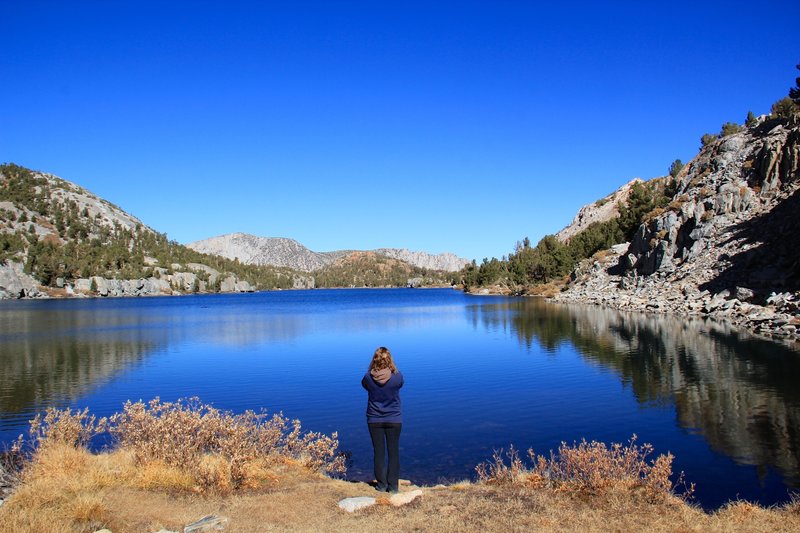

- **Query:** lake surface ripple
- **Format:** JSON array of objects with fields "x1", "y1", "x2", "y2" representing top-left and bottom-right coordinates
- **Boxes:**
[{"x1": 1, "y1": 288, "x2": 799, "y2": 509}]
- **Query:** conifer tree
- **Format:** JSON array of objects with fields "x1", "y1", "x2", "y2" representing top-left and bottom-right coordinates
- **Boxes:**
[
  {"x1": 790, "y1": 63, "x2": 800, "y2": 103},
  {"x1": 668, "y1": 159, "x2": 684, "y2": 178}
]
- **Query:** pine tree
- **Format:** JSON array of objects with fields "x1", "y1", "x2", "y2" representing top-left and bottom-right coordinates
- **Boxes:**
[
  {"x1": 790, "y1": 63, "x2": 800, "y2": 103},
  {"x1": 668, "y1": 159, "x2": 684, "y2": 178}
]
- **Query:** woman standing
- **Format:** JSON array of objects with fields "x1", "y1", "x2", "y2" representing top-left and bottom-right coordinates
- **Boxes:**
[{"x1": 361, "y1": 346, "x2": 404, "y2": 493}]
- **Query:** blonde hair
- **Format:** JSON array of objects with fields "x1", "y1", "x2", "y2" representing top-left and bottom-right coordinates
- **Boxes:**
[{"x1": 369, "y1": 346, "x2": 398, "y2": 373}]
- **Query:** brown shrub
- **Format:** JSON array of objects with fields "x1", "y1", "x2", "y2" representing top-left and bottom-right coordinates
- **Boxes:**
[
  {"x1": 107, "y1": 397, "x2": 347, "y2": 491},
  {"x1": 25, "y1": 407, "x2": 107, "y2": 451},
  {"x1": 15, "y1": 398, "x2": 346, "y2": 494},
  {"x1": 476, "y1": 435, "x2": 694, "y2": 502}
]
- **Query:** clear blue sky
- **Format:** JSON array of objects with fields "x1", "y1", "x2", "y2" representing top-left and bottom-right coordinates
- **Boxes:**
[{"x1": 2, "y1": 1, "x2": 798, "y2": 261}]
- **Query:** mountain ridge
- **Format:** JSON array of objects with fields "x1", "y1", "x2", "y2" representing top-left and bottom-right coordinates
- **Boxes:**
[{"x1": 187, "y1": 233, "x2": 470, "y2": 273}]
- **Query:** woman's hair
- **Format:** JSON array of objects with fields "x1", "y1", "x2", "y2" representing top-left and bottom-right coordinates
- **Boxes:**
[{"x1": 369, "y1": 346, "x2": 398, "y2": 373}]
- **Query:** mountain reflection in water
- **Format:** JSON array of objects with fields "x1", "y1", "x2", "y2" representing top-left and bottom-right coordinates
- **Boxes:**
[{"x1": 469, "y1": 298, "x2": 800, "y2": 487}]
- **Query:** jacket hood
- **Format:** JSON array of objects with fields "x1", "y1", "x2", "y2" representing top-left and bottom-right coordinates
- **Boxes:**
[{"x1": 370, "y1": 367, "x2": 392, "y2": 385}]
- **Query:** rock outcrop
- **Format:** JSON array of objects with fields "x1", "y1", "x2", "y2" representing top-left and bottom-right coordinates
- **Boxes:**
[
  {"x1": 0, "y1": 263, "x2": 42, "y2": 299},
  {"x1": 555, "y1": 116, "x2": 800, "y2": 343}
]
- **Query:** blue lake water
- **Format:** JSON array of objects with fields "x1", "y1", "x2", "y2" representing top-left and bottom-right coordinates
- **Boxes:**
[{"x1": 1, "y1": 288, "x2": 799, "y2": 509}]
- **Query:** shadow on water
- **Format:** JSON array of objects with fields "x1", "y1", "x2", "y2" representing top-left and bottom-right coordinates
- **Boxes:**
[{"x1": 468, "y1": 298, "x2": 800, "y2": 487}]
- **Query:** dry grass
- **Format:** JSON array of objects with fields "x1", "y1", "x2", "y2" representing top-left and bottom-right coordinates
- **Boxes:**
[
  {"x1": 3, "y1": 407, "x2": 800, "y2": 532},
  {"x1": 526, "y1": 277, "x2": 569, "y2": 297},
  {"x1": 2, "y1": 443, "x2": 800, "y2": 532}
]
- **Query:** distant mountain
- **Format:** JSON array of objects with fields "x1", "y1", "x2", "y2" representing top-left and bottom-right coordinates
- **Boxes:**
[
  {"x1": 187, "y1": 233, "x2": 470, "y2": 273},
  {"x1": 313, "y1": 251, "x2": 442, "y2": 288},
  {"x1": 187, "y1": 233, "x2": 346, "y2": 272}
]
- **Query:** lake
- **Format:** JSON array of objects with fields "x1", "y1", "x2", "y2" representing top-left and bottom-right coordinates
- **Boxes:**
[{"x1": 1, "y1": 288, "x2": 799, "y2": 509}]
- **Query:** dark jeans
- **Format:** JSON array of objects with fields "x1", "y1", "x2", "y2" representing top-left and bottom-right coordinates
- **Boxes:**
[{"x1": 368, "y1": 422, "x2": 402, "y2": 492}]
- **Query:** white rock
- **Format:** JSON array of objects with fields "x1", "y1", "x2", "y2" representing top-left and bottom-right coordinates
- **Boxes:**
[
  {"x1": 338, "y1": 496, "x2": 377, "y2": 512},
  {"x1": 389, "y1": 489, "x2": 424, "y2": 507}
]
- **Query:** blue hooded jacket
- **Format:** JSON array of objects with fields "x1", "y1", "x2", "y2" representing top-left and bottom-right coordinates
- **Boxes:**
[{"x1": 361, "y1": 370, "x2": 404, "y2": 423}]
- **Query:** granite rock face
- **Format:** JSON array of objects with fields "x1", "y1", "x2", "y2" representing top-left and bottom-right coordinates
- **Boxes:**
[
  {"x1": 555, "y1": 116, "x2": 800, "y2": 343},
  {"x1": 0, "y1": 263, "x2": 42, "y2": 299}
]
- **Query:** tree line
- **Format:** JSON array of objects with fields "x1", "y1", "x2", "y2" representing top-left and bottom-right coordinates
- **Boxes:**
[{"x1": 459, "y1": 178, "x2": 675, "y2": 292}]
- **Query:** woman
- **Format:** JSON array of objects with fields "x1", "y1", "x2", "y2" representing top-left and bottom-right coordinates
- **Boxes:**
[{"x1": 361, "y1": 346, "x2": 404, "y2": 493}]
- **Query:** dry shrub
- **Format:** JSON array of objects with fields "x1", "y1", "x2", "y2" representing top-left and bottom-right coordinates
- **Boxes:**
[
  {"x1": 591, "y1": 249, "x2": 614, "y2": 261},
  {"x1": 643, "y1": 206, "x2": 666, "y2": 222},
  {"x1": 527, "y1": 277, "x2": 569, "y2": 297},
  {"x1": 107, "y1": 397, "x2": 346, "y2": 491},
  {"x1": 12, "y1": 398, "x2": 346, "y2": 494},
  {"x1": 25, "y1": 406, "x2": 107, "y2": 450},
  {"x1": 476, "y1": 435, "x2": 694, "y2": 502}
]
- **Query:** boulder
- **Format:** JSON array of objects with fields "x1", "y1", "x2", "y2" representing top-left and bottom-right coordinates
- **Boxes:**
[
  {"x1": 338, "y1": 496, "x2": 376, "y2": 512},
  {"x1": 0, "y1": 263, "x2": 41, "y2": 299},
  {"x1": 389, "y1": 489, "x2": 424, "y2": 507}
]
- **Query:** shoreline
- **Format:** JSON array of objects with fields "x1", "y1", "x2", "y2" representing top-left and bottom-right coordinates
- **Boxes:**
[{"x1": 2, "y1": 441, "x2": 799, "y2": 532}]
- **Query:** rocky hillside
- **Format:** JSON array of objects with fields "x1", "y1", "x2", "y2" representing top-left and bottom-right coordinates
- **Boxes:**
[
  {"x1": 374, "y1": 248, "x2": 469, "y2": 272},
  {"x1": 311, "y1": 251, "x2": 450, "y2": 288},
  {"x1": 188, "y1": 233, "x2": 470, "y2": 272},
  {"x1": 187, "y1": 233, "x2": 346, "y2": 272},
  {"x1": 555, "y1": 113, "x2": 800, "y2": 343},
  {"x1": 555, "y1": 178, "x2": 645, "y2": 242},
  {"x1": 0, "y1": 164, "x2": 305, "y2": 298}
]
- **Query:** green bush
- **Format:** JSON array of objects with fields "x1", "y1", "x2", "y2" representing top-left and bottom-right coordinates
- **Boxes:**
[
  {"x1": 771, "y1": 96, "x2": 797, "y2": 119},
  {"x1": 700, "y1": 133, "x2": 718, "y2": 148},
  {"x1": 720, "y1": 122, "x2": 743, "y2": 137}
]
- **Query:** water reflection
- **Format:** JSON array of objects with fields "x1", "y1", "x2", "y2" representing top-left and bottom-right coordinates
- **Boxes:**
[
  {"x1": 0, "y1": 312, "x2": 168, "y2": 423},
  {"x1": 469, "y1": 299, "x2": 800, "y2": 485},
  {"x1": 0, "y1": 293, "x2": 463, "y2": 427}
]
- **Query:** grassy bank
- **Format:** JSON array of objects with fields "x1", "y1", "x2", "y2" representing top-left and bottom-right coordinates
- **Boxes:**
[{"x1": 1, "y1": 401, "x2": 799, "y2": 532}]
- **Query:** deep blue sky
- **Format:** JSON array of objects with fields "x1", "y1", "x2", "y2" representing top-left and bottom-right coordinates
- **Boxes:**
[{"x1": 2, "y1": 1, "x2": 798, "y2": 261}]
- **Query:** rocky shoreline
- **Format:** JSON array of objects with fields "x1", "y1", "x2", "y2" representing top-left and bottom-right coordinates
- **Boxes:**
[
  {"x1": 0, "y1": 262, "x2": 255, "y2": 300},
  {"x1": 547, "y1": 119, "x2": 800, "y2": 347},
  {"x1": 551, "y1": 243, "x2": 800, "y2": 346}
]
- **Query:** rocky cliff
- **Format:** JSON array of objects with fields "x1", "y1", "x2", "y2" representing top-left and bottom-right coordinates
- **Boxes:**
[
  {"x1": 555, "y1": 115, "x2": 800, "y2": 343},
  {"x1": 188, "y1": 233, "x2": 470, "y2": 273}
]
